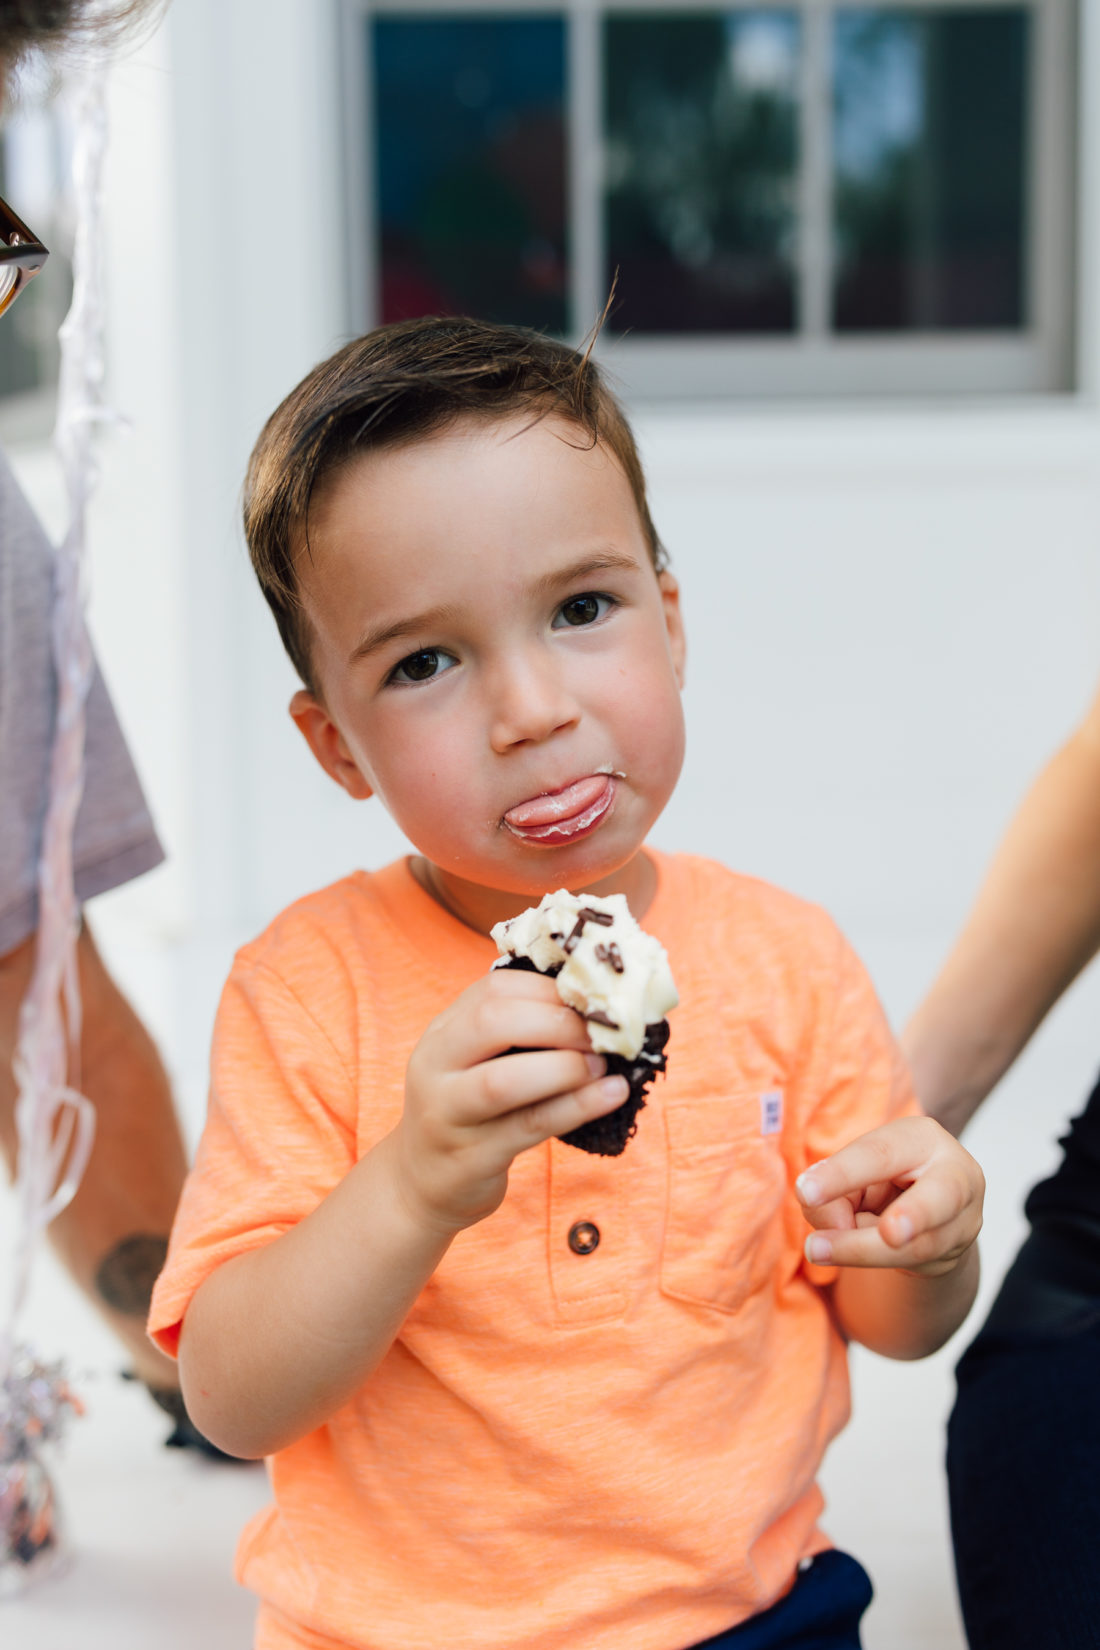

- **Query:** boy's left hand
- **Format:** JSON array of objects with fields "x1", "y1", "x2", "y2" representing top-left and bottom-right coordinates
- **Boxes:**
[{"x1": 795, "y1": 1116, "x2": 984, "y2": 1277}]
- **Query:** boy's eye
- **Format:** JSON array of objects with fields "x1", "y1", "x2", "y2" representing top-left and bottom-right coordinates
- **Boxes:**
[
  {"x1": 553, "y1": 592, "x2": 614, "y2": 629},
  {"x1": 389, "y1": 648, "x2": 457, "y2": 685}
]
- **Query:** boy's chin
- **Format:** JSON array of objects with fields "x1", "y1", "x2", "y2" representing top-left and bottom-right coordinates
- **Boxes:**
[
  {"x1": 468, "y1": 847, "x2": 648, "y2": 900},
  {"x1": 417, "y1": 846, "x2": 656, "y2": 937}
]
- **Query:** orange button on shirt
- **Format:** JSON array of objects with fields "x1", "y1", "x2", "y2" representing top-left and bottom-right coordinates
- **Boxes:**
[{"x1": 149, "y1": 852, "x2": 919, "y2": 1650}]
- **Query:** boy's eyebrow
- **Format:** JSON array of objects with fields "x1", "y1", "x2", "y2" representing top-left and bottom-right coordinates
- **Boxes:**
[
  {"x1": 347, "y1": 550, "x2": 642, "y2": 666},
  {"x1": 349, "y1": 604, "x2": 464, "y2": 665},
  {"x1": 528, "y1": 549, "x2": 641, "y2": 600}
]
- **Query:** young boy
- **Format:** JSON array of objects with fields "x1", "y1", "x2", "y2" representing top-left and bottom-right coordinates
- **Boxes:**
[{"x1": 149, "y1": 319, "x2": 983, "y2": 1650}]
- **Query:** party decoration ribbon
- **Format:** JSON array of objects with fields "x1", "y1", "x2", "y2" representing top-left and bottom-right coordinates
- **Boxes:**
[{"x1": 1, "y1": 55, "x2": 115, "y2": 1594}]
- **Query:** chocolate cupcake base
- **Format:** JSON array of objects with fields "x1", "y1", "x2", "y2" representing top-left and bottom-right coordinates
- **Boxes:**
[
  {"x1": 557, "y1": 1018, "x2": 670, "y2": 1154},
  {"x1": 499, "y1": 955, "x2": 670, "y2": 1156}
]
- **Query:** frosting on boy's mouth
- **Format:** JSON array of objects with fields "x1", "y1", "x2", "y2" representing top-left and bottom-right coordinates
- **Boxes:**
[{"x1": 502, "y1": 774, "x2": 616, "y2": 842}]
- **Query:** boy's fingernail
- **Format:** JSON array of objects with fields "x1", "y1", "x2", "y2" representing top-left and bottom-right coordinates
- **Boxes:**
[
  {"x1": 805, "y1": 1235, "x2": 832, "y2": 1264},
  {"x1": 796, "y1": 1174, "x2": 822, "y2": 1207},
  {"x1": 892, "y1": 1214, "x2": 914, "y2": 1244},
  {"x1": 584, "y1": 1053, "x2": 605, "y2": 1077},
  {"x1": 601, "y1": 1075, "x2": 629, "y2": 1099}
]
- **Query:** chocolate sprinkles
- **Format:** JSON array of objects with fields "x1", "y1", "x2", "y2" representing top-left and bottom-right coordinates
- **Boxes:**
[
  {"x1": 563, "y1": 906, "x2": 616, "y2": 954},
  {"x1": 584, "y1": 1009, "x2": 620, "y2": 1029}
]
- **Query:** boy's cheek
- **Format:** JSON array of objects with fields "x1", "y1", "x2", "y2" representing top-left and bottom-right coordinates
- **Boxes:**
[
  {"x1": 367, "y1": 739, "x2": 485, "y2": 841},
  {"x1": 601, "y1": 660, "x2": 684, "y2": 740}
]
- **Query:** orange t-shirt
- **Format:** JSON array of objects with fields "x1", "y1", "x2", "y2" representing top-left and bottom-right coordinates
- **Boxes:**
[{"x1": 150, "y1": 851, "x2": 918, "y2": 1650}]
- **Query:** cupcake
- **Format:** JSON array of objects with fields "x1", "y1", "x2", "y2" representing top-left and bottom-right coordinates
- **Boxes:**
[{"x1": 491, "y1": 891, "x2": 677, "y2": 1155}]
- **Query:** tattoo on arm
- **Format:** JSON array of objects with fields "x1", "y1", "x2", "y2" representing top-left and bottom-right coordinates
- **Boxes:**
[{"x1": 94, "y1": 1233, "x2": 169, "y2": 1315}]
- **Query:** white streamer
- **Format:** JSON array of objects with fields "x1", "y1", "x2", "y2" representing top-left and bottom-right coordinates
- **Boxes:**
[{"x1": 1, "y1": 59, "x2": 112, "y2": 1358}]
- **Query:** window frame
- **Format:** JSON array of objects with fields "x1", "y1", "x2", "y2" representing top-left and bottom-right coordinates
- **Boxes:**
[{"x1": 340, "y1": 0, "x2": 1078, "y2": 400}]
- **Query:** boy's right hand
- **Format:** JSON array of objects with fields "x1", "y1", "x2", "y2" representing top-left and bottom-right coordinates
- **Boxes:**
[{"x1": 392, "y1": 968, "x2": 628, "y2": 1236}]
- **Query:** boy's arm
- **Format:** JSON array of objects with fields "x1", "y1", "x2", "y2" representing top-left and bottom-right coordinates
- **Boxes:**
[
  {"x1": 796, "y1": 1115, "x2": 983, "y2": 1360},
  {"x1": 902, "y1": 685, "x2": 1100, "y2": 1137},
  {"x1": 179, "y1": 1132, "x2": 452, "y2": 1457},
  {"x1": 178, "y1": 970, "x2": 628, "y2": 1459}
]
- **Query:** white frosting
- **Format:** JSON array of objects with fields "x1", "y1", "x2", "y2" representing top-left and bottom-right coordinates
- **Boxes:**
[{"x1": 491, "y1": 889, "x2": 678, "y2": 1058}]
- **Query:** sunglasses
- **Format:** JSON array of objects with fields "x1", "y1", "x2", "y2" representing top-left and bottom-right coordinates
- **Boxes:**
[{"x1": 0, "y1": 193, "x2": 47, "y2": 317}]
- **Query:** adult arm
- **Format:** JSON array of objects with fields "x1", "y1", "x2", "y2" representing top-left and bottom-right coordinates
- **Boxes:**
[
  {"x1": 0, "y1": 921, "x2": 187, "y2": 1391},
  {"x1": 902, "y1": 684, "x2": 1100, "y2": 1137}
]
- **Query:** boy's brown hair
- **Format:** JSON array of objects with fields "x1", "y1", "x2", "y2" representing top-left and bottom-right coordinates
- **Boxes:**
[{"x1": 243, "y1": 315, "x2": 666, "y2": 695}]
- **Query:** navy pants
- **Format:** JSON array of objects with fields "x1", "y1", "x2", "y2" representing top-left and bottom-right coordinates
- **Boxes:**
[
  {"x1": 948, "y1": 1068, "x2": 1100, "y2": 1648},
  {"x1": 688, "y1": 1551, "x2": 872, "y2": 1649}
]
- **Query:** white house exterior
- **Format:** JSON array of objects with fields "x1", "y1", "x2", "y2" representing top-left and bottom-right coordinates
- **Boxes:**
[{"x1": 5, "y1": 3, "x2": 1100, "y2": 1641}]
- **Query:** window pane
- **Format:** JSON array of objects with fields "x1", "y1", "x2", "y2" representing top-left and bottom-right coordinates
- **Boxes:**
[
  {"x1": 833, "y1": 8, "x2": 1029, "y2": 331},
  {"x1": 603, "y1": 11, "x2": 800, "y2": 334},
  {"x1": 373, "y1": 16, "x2": 567, "y2": 331}
]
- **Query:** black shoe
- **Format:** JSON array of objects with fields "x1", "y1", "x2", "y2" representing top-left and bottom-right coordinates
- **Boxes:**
[{"x1": 123, "y1": 1371, "x2": 253, "y2": 1463}]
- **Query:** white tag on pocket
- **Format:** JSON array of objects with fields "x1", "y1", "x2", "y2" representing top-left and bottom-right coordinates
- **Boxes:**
[{"x1": 760, "y1": 1090, "x2": 784, "y2": 1135}]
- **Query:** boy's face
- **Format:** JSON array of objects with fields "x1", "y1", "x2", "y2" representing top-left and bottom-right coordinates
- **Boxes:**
[{"x1": 290, "y1": 413, "x2": 686, "y2": 930}]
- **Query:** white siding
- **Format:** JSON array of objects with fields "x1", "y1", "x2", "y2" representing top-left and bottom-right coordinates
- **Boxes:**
[{"x1": 6, "y1": 4, "x2": 1100, "y2": 1642}]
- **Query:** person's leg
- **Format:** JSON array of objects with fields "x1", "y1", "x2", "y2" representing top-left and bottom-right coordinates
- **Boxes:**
[
  {"x1": 949, "y1": 1297, "x2": 1100, "y2": 1648},
  {"x1": 948, "y1": 1070, "x2": 1100, "y2": 1649},
  {"x1": 0, "y1": 919, "x2": 185, "y2": 1390}
]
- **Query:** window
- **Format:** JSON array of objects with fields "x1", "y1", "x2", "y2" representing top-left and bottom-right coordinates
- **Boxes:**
[
  {"x1": 342, "y1": 0, "x2": 1077, "y2": 399},
  {"x1": 373, "y1": 15, "x2": 568, "y2": 328},
  {"x1": 832, "y1": 9, "x2": 1029, "y2": 332},
  {"x1": 603, "y1": 12, "x2": 801, "y2": 334}
]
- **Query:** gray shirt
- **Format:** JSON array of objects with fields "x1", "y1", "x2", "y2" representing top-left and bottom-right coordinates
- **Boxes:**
[{"x1": 0, "y1": 448, "x2": 163, "y2": 954}]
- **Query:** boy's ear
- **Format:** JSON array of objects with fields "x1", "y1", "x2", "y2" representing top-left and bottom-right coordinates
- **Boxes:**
[
  {"x1": 658, "y1": 570, "x2": 687, "y2": 688},
  {"x1": 289, "y1": 690, "x2": 374, "y2": 801}
]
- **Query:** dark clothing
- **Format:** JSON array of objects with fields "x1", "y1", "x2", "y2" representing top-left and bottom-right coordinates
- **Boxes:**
[
  {"x1": 690, "y1": 1551, "x2": 872, "y2": 1650},
  {"x1": 1026, "y1": 1065, "x2": 1100, "y2": 1260},
  {"x1": 948, "y1": 1068, "x2": 1100, "y2": 1648}
]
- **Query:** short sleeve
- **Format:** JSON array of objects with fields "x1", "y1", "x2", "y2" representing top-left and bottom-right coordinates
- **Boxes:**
[
  {"x1": 149, "y1": 958, "x2": 358, "y2": 1356},
  {"x1": 0, "y1": 451, "x2": 163, "y2": 952},
  {"x1": 792, "y1": 923, "x2": 923, "y2": 1288}
]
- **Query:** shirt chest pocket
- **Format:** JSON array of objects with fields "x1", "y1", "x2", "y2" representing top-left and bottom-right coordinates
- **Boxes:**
[{"x1": 660, "y1": 1096, "x2": 789, "y2": 1315}]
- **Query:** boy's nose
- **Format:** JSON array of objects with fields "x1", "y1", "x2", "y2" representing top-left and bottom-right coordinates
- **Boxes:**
[{"x1": 487, "y1": 653, "x2": 580, "y2": 752}]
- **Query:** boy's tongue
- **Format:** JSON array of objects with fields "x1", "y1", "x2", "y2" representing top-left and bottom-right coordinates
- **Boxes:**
[{"x1": 503, "y1": 774, "x2": 611, "y2": 830}]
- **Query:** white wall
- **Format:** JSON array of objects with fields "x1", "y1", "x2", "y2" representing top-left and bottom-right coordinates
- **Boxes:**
[
  {"x1": 22, "y1": 1, "x2": 1091, "y2": 1125},
  {"x1": 6, "y1": 3, "x2": 1100, "y2": 1643}
]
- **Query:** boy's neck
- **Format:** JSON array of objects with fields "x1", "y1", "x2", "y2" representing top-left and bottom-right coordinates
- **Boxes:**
[{"x1": 410, "y1": 851, "x2": 658, "y2": 935}]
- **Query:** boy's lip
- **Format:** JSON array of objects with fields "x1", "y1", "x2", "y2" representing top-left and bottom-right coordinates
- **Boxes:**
[{"x1": 502, "y1": 774, "x2": 616, "y2": 845}]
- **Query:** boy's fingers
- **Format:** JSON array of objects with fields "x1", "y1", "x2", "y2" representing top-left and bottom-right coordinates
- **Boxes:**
[
  {"x1": 794, "y1": 1117, "x2": 975, "y2": 1217},
  {"x1": 801, "y1": 1165, "x2": 971, "y2": 1250},
  {"x1": 468, "y1": 966, "x2": 562, "y2": 999},
  {"x1": 801, "y1": 1195, "x2": 857, "y2": 1233},
  {"x1": 795, "y1": 1125, "x2": 925, "y2": 1211},
  {"x1": 857, "y1": 1180, "x2": 900, "y2": 1216},
  {"x1": 503, "y1": 1072, "x2": 631, "y2": 1153},
  {"x1": 804, "y1": 1211, "x2": 975, "y2": 1273},
  {"x1": 463, "y1": 1047, "x2": 609, "y2": 1123},
  {"x1": 873, "y1": 1173, "x2": 971, "y2": 1249},
  {"x1": 444, "y1": 992, "x2": 595, "y2": 1067}
]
